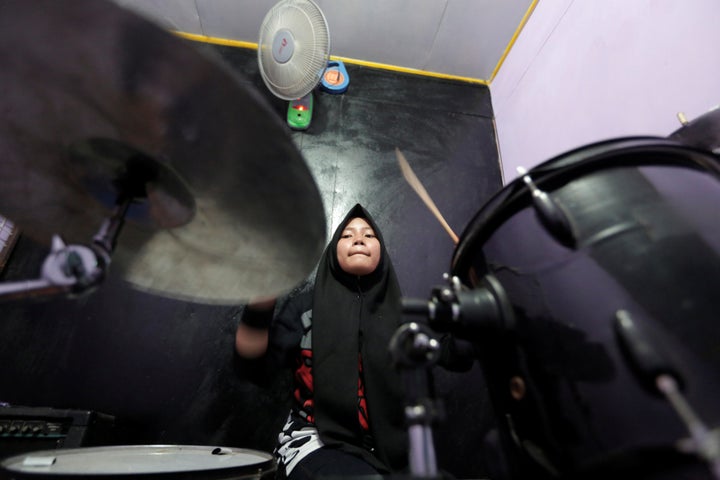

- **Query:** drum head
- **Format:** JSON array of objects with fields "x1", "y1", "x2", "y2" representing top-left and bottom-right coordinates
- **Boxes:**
[{"x1": 0, "y1": 445, "x2": 275, "y2": 479}]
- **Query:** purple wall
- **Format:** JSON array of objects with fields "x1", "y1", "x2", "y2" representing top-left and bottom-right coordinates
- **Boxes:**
[{"x1": 492, "y1": 0, "x2": 720, "y2": 183}]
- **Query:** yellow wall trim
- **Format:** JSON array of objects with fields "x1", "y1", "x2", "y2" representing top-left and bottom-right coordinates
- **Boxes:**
[
  {"x1": 174, "y1": 31, "x2": 258, "y2": 50},
  {"x1": 488, "y1": 0, "x2": 538, "y2": 83},
  {"x1": 174, "y1": 31, "x2": 489, "y2": 86}
]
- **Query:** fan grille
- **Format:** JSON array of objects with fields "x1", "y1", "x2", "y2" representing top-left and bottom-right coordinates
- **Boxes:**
[{"x1": 258, "y1": 0, "x2": 330, "y2": 100}]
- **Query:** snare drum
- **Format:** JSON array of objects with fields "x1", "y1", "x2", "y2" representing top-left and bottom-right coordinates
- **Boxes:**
[
  {"x1": 451, "y1": 137, "x2": 720, "y2": 479},
  {"x1": 0, "y1": 445, "x2": 275, "y2": 479}
]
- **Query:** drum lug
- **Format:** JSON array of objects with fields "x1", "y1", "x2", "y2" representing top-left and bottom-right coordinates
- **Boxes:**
[{"x1": 517, "y1": 166, "x2": 577, "y2": 249}]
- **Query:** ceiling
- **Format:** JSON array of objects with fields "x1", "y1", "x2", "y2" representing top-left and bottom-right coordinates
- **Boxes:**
[{"x1": 113, "y1": 0, "x2": 536, "y2": 83}]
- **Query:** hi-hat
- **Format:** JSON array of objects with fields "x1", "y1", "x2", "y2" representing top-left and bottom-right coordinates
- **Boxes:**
[{"x1": 0, "y1": 0, "x2": 326, "y2": 304}]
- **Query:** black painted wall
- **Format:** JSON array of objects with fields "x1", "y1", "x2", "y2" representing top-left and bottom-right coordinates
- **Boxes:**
[{"x1": 0, "y1": 42, "x2": 502, "y2": 478}]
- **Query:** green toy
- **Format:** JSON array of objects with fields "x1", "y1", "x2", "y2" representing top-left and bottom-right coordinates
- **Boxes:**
[{"x1": 287, "y1": 93, "x2": 313, "y2": 130}]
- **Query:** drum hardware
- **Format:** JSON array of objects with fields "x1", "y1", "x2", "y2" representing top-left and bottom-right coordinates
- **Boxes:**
[
  {"x1": 0, "y1": 199, "x2": 130, "y2": 301},
  {"x1": 516, "y1": 166, "x2": 576, "y2": 249},
  {"x1": 670, "y1": 106, "x2": 720, "y2": 154},
  {"x1": 390, "y1": 321, "x2": 443, "y2": 479},
  {"x1": 615, "y1": 309, "x2": 720, "y2": 479},
  {"x1": 401, "y1": 273, "x2": 514, "y2": 338},
  {"x1": 397, "y1": 272, "x2": 514, "y2": 478}
]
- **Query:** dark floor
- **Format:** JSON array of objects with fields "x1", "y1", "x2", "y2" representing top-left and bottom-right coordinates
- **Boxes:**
[{"x1": 0, "y1": 39, "x2": 503, "y2": 478}]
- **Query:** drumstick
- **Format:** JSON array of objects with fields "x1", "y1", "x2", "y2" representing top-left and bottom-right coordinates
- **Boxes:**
[{"x1": 395, "y1": 147, "x2": 459, "y2": 245}]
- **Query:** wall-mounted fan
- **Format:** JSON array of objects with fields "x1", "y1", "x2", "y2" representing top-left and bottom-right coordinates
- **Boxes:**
[{"x1": 258, "y1": 0, "x2": 330, "y2": 130}]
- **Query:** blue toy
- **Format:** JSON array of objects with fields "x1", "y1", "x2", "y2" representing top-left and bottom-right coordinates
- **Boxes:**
[{"x1": 320, "y1": 60, "x2": 350, "y2": 94}]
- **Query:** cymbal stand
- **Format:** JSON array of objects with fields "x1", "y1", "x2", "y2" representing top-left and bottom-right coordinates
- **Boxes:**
[
  {"x1": 390, "y1": 321, "x2": 443, "y2": 479},
  {"x1": 0, "y1": 199, "x2": 131, "y2": 301}
]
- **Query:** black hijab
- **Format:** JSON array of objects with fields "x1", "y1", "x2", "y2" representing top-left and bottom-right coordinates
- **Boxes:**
[{"x1": 312, "y1": 204, "x2": 407, "y2": 471}]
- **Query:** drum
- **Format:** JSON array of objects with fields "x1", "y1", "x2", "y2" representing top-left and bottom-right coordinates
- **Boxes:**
[
  {"x1": 0, "y1": 445, "x2": 275, "y2": 479},
  {"x1": 450, "y1": 137, "x2": 720, "y2": 479}
]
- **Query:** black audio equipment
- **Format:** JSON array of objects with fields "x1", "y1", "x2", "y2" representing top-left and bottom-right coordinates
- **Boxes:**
[{"x1": 0, "y1": 405, "x2": 116, "y2": 459}]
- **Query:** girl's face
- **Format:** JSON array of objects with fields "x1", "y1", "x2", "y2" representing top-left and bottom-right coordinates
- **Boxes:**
[{"x1": 336, "y1": 217, "x2": 381, "y2": 276}]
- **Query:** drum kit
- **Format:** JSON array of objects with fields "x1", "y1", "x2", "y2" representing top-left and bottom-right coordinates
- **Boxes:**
[
  {"x1": 1, "y1": 0, "x2": 719, "y2": 478},
  {"x1": 400, "y1": 111, "x2": 720, "y2": 478}
]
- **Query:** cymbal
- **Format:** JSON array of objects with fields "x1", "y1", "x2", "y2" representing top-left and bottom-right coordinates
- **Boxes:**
[
  {"x1": 669, "y1": 107, "x2": 720, "y2": 153},
  {"x1": 0, "y1": 0, "x2": 326, "y2": 304}
]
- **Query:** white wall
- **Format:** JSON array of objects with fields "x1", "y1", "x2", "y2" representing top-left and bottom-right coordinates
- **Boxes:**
[
  {"x1": 491, "y1": 0, "x2": 720, "y2": 184},
  {"x1": 112, "y1": 0, "x2": 534, "y2": 81}
]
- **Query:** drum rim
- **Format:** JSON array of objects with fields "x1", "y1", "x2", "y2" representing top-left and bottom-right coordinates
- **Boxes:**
[
  {"x1": 0, "y1": 444, "x2": 276, "y2": 478},
  {"x1": 450, "y1": 136, "x2": 720, "y2": 282}
]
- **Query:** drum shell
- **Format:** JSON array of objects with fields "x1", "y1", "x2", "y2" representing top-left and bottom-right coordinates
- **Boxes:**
[{"x1": 452, "y1": 138, "x2": 720, "y2": 478}]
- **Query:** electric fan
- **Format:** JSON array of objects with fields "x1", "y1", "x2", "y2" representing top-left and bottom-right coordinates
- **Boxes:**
[{"x1": 258, "y1": 0, "x2": 330, "y2": 130}]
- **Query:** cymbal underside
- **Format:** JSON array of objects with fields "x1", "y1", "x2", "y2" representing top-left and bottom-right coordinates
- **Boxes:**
[{"x1": 0, "y1": 0, "x2": 326, "y2": 303}]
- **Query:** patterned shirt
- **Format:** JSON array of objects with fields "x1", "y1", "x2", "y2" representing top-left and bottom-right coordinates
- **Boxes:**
[{"x1": 275, "y1": 307, "x2": 370, "y2": 475}]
